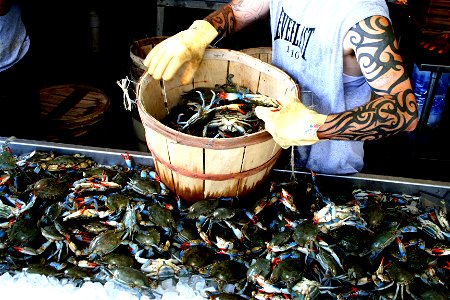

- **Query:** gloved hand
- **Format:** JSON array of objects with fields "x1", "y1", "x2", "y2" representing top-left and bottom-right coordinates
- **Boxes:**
[
  {"x1": 254, "y1": 95, "x2": 328, "y2": 148},
  {"x1": 143, "y1": 20, "x2": 218, "y2": 85}
]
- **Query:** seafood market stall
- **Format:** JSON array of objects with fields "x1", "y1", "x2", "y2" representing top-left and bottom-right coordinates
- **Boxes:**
[
  {"x1": 2, "y1": 138, "x2": 449, "y2": 206},
  {"x1": 0, "y1": 137, "x2": 449, "y2": 299}
]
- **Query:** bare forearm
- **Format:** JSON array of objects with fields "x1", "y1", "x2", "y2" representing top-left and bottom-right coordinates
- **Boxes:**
[{"x1": 204, "y1": 0, "x2": 269, "y2": 39}]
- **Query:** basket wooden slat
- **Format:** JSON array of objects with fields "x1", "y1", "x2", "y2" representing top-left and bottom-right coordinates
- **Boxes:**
[
  {"x1": 192, "y1": 59, "x2": 229, "y2": 88},
  {"x1": 144, "y1": 128, "x2": 176, "y2": 192},
  {"x1": 204, "y1": 147, "x2": 244, "y2": 198},
  {"x1": 240, "y1": 47, "x2": 272, "y2": 64}
]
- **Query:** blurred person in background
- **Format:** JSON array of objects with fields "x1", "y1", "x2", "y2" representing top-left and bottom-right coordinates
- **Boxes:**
[
  {"x1": 0, "y1": 0, "x2": 41, "y2": 139},
  {"x1": 144, "y1": 0, "x2": 418, "y2": 175}
]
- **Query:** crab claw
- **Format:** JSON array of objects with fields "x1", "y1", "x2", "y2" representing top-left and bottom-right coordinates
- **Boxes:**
[
  {"x1": 121, "y1": 152, "x2": 133, "y2": 170},
  {"x1": 217, "y1": 91, "x2": 230, "y2": 100},
  {"x1": 442, "y1": 261, "x2": 450, "y2": 270},
  {"x1": 223, "y1": 103, "x2": 247, "y2": 115}
]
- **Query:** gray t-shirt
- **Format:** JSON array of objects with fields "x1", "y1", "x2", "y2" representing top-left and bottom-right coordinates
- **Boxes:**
[
  {"x1": 0, "y1": 4, "x2": 30, "y2": 72},
  {"x1": 270, "y1": 0, "x2": 389, "y2": 174}
]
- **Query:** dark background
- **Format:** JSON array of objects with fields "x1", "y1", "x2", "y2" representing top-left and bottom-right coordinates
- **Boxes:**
[{"x1": 18, "y1": 0, "x2": 450, "y2": 182}]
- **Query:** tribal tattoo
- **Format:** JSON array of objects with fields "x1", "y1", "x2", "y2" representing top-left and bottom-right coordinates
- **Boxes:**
[
  {"x1": 205, "y1": 0, "x2": 268, "y2": 40},
  {"x1": 205, "y1": 5, "x2": 236, "y2": 38},
  {"x1": 318, "y1": 16, "x2": 418, "y2": 141}
]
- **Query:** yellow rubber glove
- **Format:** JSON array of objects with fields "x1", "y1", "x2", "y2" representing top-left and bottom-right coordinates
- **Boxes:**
[
  {"x1": 254, "y1": 95, "x2": 328, "y2": 148},
  {"x1": 143, "y1": 20, "x2": 218, "y2": 85}
]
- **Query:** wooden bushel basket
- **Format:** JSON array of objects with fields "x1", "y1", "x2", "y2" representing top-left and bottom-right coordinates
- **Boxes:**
[
  {"x1": 137, "y1": 48, "x2": 297, "y2": 203},
  {"x1": 129, "y1": 37, "x2": 169, "y2": 152},
  {"x1": 130, "y1": 36, "x2": 169, "y2": 83},
  {"x1": 240, "y1": 47, "x2": 273, "y2": 64}
]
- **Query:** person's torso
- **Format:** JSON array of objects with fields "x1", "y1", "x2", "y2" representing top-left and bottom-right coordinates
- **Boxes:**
[
  {"x1": 269, "y1": 0, "x2": 389, "y2": 113},
  {"x1": 0, "y1": 4, "x2": 30, "y2": 72},
  {"x1": 269, "y1": 0, "x2": 390, "y2": 174}
]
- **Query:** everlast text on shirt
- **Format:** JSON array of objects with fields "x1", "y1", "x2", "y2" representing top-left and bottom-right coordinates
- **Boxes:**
[{"x1": 274, "y1": 7, "x2": 315, "y2": 60}]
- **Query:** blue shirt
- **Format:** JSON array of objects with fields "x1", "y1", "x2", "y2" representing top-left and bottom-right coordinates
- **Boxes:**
[{"x1": 0, "y1": 4, "x2": 30, "y2": 72}]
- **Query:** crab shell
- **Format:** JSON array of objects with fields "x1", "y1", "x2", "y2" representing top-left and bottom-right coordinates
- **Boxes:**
[
  {"x1": 209, "y1": 260, "x2": 248, "y2": 283},
  {"x1": 29, "y1": 178, "x2": 68, "y2": 200},
  {"x1": 0, "y1": 150, "x2": 16, "y2": 171},
  {"x1": 181, "y1": 245, "x2": 216, "y2": 270},
  {"x1": 88, "y1": 229, "x2": 125, "y2": 259},
  {"x1": 269, "y1": 258, "x2": 305, "y2": 286}
]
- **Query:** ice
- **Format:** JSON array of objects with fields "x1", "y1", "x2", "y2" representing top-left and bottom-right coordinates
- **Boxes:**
[
  {"x1": 0, "y1": 272, "x2": 13, "y2": 283},
  {"x1": 103, "y1": 280, "x2": 119, "y2": 295},
  {"x1": 115, "y1": 290, "x2": 140, "y2": 300},
  {"x1": 177, "y1": 275, "x2": 189, "y2": 285},
  {"x1": 200, "y1": 286, "x2": 217, "y2": 298},
  {"x1": 77, "y1": 281, "x2": 108, "y2": 299},
  {"x1": 25, "y1": 272, "x2": 49, "y2": 286},
  {"x1": 189, "y1": 274, "x2": 205, "y2": 290},
  {"x1": 161, "y1": 278, "x2": 175, "y2": 291},
  {"x1": 222, "y1": 283, "x2": 235, "y2": 294},
  {"x1": 48, "y1": 275, "x2": 62, "y2": 286},
  {"x1": 176, "y1": 279, "x2": 197, "y2": 298},
  {"x1": 61, "y1": 282, "x2": 78, "y2": 295},
  {"x1": 160, "y1": 291, "x2": 179, "y2": 300},
  {"x1": 0, "y1": 270, "x2": 217, "y2": 300}
]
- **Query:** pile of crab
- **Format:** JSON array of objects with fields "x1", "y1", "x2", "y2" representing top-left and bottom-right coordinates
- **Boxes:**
[
  {"x1": 0, "y1": 141, "x2": 449, "y2": 300},
  {"x1": 162, "y1": 74, "x2": 280, "y2": 138}
]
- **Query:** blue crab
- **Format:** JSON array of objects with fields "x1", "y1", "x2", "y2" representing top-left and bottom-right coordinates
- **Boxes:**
[
  {"x1": 126, "y1": 171, "x2": 169, "y2": 198},
  {"x1": 200, "y1": 259, "x2": 248, "y2": 292},
  {"x1": 361, "y1": 222, "x2": 417, "y2": 262},
  {"x1": 43, "y1": 154, "x2": 95, "y2": 172},
  {"x1": 142, "y1": 203, "x2": 176, "y2": 235},
  {"x1": 290, "y1": 277, "x2": 336, "y2": 300},
  {"x1": 16, "y1": 150, "x2": 55, "y2": 170},
  {"x1": 13, "y1": 224, "x2": 68, "y2": 261},
  {"x1": 71, "y1": 177, "x2": 121, "y2": 194},
  {"x1": 180, "y1": 244, "x2": 217, "y2": 272},
  {"x1": 26, "y1": 177, "x2": 68, "y2": 200},
  {"x1": 0, "y1": 142, "x2": 17, "y2": 171},
  {"x1": 177, "y1": 89, "x2": 218, "y2": 131},
  {"x1": 372, "y1": 258, "x2": 417, "y2": 300},
  {"x1": 99, "y1": 266, "x2": 159, "y2": 298},
  {"x1": 86, "y1": 229, "x2": 126, "y2": 260},
  {"x1": 269, "y1": 257, "x2": 306, "y2": 288},
  {"x1": 139, "y1": 257, "x2": 182, "y2": 280},
  {"x1": 247, "y1": 257, "x2": 271, "y2": 284},
  {"x1": 98, "y1": 252, "x2": 135, "y2": 268},
  {"x1": 7, "y1": 214, "x2": 40, "y2": 245}
]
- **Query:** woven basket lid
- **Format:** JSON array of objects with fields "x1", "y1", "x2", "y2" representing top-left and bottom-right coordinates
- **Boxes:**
[{"x1": 40, "y1": 84, "x2": 110, "y2": 131}]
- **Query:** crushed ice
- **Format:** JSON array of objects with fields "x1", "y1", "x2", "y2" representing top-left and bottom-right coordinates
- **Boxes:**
[{"x1": 0, "y1": 271, "x2": 218, "y2": 300}]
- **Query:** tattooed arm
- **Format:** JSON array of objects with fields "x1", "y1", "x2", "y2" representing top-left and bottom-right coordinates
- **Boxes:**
[
  {"x1": 204, "y1": 0, "x2": 270, "y2": 39},
  {"x1": 317, "y1": 16, "x2": 418, "y2": 141}
]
